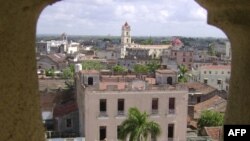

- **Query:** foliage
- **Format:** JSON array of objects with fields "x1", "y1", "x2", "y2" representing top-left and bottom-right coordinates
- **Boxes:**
[
  {"x1": 45, "y1": 68, "x2": 55, "y2": 77},
  {"x1": 65, "y1": 79, "x2": 74, "y2": 90},
  {"x1": 62, "y1": 67, "x2": 73, "y2": 79},
  {"x1": 112, "y1": 65, "x2": 126, "y2": 73},
  {"x1": 133, "y1": 64, "x2": 148, "y2": 74},
  {"x1": 161, "y1": 40, "x2": 170, "y2": 45},
  {"x1": 141, "y1": 38, "x2": 153, "y2": 45},
  {"x1": 82, "y1": 60, "x2": 105, "y2": 70},
  {"x1": 197, "y1": 110, "x2": 224, "y2": 130},
  {"x1": 146, "y1": 61, "x2": 160, "y2": 73},
  {"x1": 178, "y1": 64, "x2": 188, "y2": 83},
  {"x1": 118, "y1": 107, "x2": 161, "y2": 141}
]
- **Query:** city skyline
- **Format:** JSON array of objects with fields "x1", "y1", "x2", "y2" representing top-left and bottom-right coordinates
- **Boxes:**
[{"x1": 37, "y1": 0, "x2": 227, "y2": 38}]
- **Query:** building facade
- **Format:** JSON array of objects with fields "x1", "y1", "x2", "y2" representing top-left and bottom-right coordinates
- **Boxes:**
[
  {"x1": 76, "y1": 67, "x2": 188, "y2": 141},
  {"x1": 198, "y1": 65, "x2": 231, "y2": 91},
  {"x1": 120, "y1": 22, "x2": 171, "y2": 59}
]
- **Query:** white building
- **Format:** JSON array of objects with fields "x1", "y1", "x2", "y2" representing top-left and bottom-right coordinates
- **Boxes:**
[
  {"x1": 67, "y1": 41, "x2": 80, "y2": 54},
  {"x1": 120, "y1": 22, "x2": 171, "y2": 59},
  {"x1": 198, "y1": 65, "x2": 231, "y2": 91}
]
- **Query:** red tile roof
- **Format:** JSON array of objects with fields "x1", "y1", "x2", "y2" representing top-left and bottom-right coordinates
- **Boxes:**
[
  {"x1": 194, "y1": 95, "x2": 227, "y2": 119},
  {"x1": 184, "y1": 82, "x2": 216, "y2": 94},
  {"x1": 204, "y1": 127, "x2": 222, "y2": 141},
  {"x1": 201, "y1": 65, "x2": 231, "y2": 70},
  {"x1": 53, "y1": 101, "x2": 78, "y2": 117}
]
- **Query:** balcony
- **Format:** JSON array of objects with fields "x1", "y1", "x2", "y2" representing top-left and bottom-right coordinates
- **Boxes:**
[
  {"x1": 168, "y1": 109, "x2": 175, "y2": 115},
  {"x1": 117, "y1": 111, "x2": 125, "y2": 116},
  {"x1": 99, "y1": 111, "x2": 108, "y2": 117},
  {"x1": 151, "y1": 109, "x2": 158, "y2": 115}
]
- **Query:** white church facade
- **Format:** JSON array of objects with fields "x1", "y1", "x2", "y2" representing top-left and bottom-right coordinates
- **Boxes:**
[{"x1": 120, "y1": 22, "x2": 171, "y2": 59}]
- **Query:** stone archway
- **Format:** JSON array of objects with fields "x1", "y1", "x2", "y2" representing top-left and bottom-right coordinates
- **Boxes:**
[
  {"x1": 196, "y1": 0, "x2": 250, "y2": 125},
  {"x1": 0, "y1": 0, "x2": 59, "y2": 140},
  {"x1": 1, "y1": 0, "x2": 250, "y2": 141}
]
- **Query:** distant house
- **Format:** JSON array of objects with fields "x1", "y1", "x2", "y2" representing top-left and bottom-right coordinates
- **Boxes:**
[
  {"x1": 193, "y1": 95, "x2": 227, "y2": 120},
  {"x1": 37, "y1": 53, "x2": 67, "y2": 71},
  {"x1": 170, "y1": 47, "x2": 194, "y2": 70},
  {"x1": 53, "y1": 101, "x2": 79, "y2": 137},
  {"x1": 198, "y1": 65, "x2": 231, "y2": 91},
  {"x1": 185, "y1": 82, "x2": 218, "y2": 105},
  {"x1": 40, "y1": 86, "x2": 80, "y2": 138}
]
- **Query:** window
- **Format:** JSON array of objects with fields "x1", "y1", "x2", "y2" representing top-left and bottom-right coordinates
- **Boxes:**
[
  {"x1": 169, "y1": 98, "x2": 175, "y2": 114},
  {"x1": 167, "y1": 77, "x2": 173, "y2": 85},
  {"x1": 100, "y1": 99, "x2": 107, "y2": 116},
  {"x1": 204, "y1": 71, "x2": 206, "y2": 74},
  {"x1": 183, "y1": 58, "x2": 186, "y2": 62},
  {"x1": 126, "y1": 32, "x2": 129, "y2": 36},
  {"x1": 197, "y1": 96, "x2": 201, "y2": 103},
  {"x1": 209, "y1": 71, "x2": 212, "y2": 74},
  {"x1": 152, "y1": 98, "x2": 158, "y2": 114},
  {"x1": 204, "y1": 79, "x2": 208, "y2": 84},
  {"x1": 66, "y1": 118, "x2": 72, "y2": 128},
  {"x1": 189, "y1": 58, "x2": 192, "y2": 62},
  {"x1": 183, "y1": 52, "x2": 186, "y2": 56},
  {"x1": 228, "y1": 71, "x2": 230, "y2": 74},
  {"x1": 118, "y1": 99, "x2": 125, "y2": 115},
  {"x1": 99, "y1": 126, "x2": 106, "y2": 141},
  {"x1": 222, "y1": 71, "x2": 224, "y2": 74},
  {"x1": 217, "y1": 79, "x2": 222, "y2": 85},
  {"x1": 88, "y1": 77, "x2": 93, "y2": 85},
  {"x1": 168, "y1": 124, "x2": 174, "y2": 138}
]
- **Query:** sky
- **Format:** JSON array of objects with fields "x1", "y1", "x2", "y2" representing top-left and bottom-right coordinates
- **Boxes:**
[{"x1": 37, "y1": 0, "x2": 227, "y2": 38}]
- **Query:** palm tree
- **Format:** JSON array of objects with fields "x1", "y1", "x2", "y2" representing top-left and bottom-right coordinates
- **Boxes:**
[
  {"x1": 118, "y1": 107, "x2": 161, "y2": 141},
  {"x1": 178, "y1": 64, "x2": 188, "y2": 83}
]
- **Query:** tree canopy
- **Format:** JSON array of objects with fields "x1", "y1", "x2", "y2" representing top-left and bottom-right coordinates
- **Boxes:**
[
  {"x1": 112, "y1": 65, "x2": 126, "y2": 73},
  {"x1": 118, "y1": 107, "x2": 161, "y2": 141},
  {"x1": 82, "y1": 60, "x2": 105, "y2": 70},
  {"x1": 197, "y1": 110, "x2": 224, "y2": 130},
  {"x1": 133, "y1": 64, "x2": 148, "y2": 74},
  {"x1": 146, "y1": 61, "x2": 160, "y2": 73},
  {"x1": 178, "y1": 64, "x2": 188, "y2": 83}
]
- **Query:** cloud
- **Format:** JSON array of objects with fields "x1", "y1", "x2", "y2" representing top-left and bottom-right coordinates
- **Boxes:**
[{"x1": 37, "y1": 0, "x2": 226, "y2": 37}]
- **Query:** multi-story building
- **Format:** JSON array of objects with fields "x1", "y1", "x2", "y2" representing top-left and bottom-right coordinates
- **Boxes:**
[
  {"x1": 120, "y1": 22, "x2": 171, "y2": 59},
  {"x1": 170, "y1": 47, "x2": 194, "y2": 70},
  {"x1": 76, "y1": 66, "x2": 188, "y2": 141},
  {"x1": 198, "y1": 65, "x2": 231, "y2": 91}
]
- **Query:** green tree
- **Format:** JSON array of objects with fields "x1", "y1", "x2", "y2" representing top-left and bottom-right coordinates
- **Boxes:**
[
  {"x1": 82, "y1": 60, "x2": 105, "y2": 70},
  {"x1": 118, "y1": 107, "x2": 161, "y2": 141},
  {"x1": 45, "y1": 68, "x2": 55, "y2": 78},
  {"x1": 133, "y1": 64, "x2": 148, "y2": 74},
  {"x1": 62, "y1": 67, "x2": 73, "y2": 79},
  {"x1": 146, "y1": 61, "x2": 160, "y2": 74},
  {"x1": 112, "y1": 65, "x2": 126, "y2": 73},
  {"x1": 197, "y1": 110, "x2": 224, "y2": 130},
  {"x1": 178, "y1": 64, "x2": 188, "y2": 83}
]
